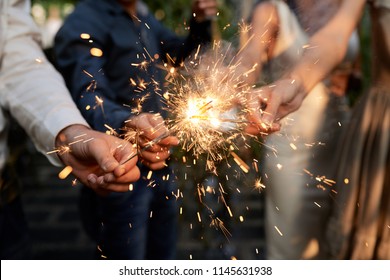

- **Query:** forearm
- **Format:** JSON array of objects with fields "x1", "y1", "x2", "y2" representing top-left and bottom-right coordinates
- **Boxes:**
[
  {"x1": 284, "y1": 0, "x2": 366, "y2": 93},
  {"x1": 236, "y1": 1, "x2": 279, "y2": 86}
]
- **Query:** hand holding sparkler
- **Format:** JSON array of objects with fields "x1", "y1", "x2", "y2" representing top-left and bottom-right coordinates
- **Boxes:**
[
  {"x1": 243, "y1": 87, "x2": 282, "y2": 135},
  {"x1": 253, "y1": 77, "x2": 306, "y2": 129},
  {"x1": 124, "y1": 113, "x2": 179, "y2": 170},
  {"x1": 243, "y1": 76, "x2": 308, "y2": 135},
  {"x1": 53, "y1": 125, "x2": 140, "y2": 196}
]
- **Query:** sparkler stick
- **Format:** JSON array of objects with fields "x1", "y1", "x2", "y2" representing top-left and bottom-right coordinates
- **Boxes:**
[
  {"x1": 120, "y1": 131, "x2": 171, "y2": 165},
  {"x1": 197, "y1": 100, "x2": 214, "y2": 115}
]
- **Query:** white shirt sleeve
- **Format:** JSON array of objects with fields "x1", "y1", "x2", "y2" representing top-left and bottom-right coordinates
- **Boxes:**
[{"x1": 0, "y1": 0, "x2": 90, "y2": 166}]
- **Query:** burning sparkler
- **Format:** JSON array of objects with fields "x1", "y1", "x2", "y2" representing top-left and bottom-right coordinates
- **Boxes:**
[
  {"x1": 161, "y1": 41, "x2": 257, "y2": 170},
  {"x1": 119, "y1": 41, "x2": 258, "y2": 175}
]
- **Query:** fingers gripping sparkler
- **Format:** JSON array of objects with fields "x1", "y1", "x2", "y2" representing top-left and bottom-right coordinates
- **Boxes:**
[{"x1": 120, "y1": 131, "x2": 171, "y2": 165}]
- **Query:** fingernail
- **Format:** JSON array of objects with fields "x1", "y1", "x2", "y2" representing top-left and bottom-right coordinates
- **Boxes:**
[
  {"x1": 103, "y1": 161, "x2": 117, "y2": 172},
  {"x1": 87, "y1": 175, "x2": 96, "y2": 184},
  {"x1": 116, "y1": 166, "x2": 126, "y2": 176},
  {"x1": 104, "y1": 174, "x2": 114, "y2": 183},
  {"x1": 97, "y1": 177, "x2": 105, "y2": 185}
]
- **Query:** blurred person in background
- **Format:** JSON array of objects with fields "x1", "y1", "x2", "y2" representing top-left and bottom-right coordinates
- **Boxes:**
[
  {"x1": 245, "y1": 0, "x2": 390, "y2": 259},
  {"x1": 235, "y1": 0, "x2": 361, "y2": 259}
]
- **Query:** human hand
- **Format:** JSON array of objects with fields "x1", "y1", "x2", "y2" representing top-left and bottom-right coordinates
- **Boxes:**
[
  {"x1": 125, "y1": 113, "x2": 180, "y2": 170},
  {"x1": 55, "y1": 125, "x2": 140, "y2": 196},
  {"x1": 244, "y1": 77, "x2": 306, "y2": 135},
  {"x1": 191, "y1": 0, "x2": 218, "y2": 22}
]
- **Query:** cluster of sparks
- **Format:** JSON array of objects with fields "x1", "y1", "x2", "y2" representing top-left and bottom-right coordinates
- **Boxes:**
[
  {"x1": 149, "y1": 42, "x2": 274, "y2": 250},
  {"x1": 162, "y1": 42, "x2": 255, "y2": 172}
]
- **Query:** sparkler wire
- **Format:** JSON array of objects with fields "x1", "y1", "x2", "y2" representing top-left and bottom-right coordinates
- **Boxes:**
[{"x1": 120, "y1": 131, "x2": 171, "y2": 165}]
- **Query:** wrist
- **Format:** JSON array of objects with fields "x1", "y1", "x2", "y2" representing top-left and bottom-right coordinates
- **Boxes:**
[
  {"x1": 55, "y1": 124, "x2": 91, "y2": 147},
  {"x1": 283, "y1": 74, "x2": 306, "y2": 93}
]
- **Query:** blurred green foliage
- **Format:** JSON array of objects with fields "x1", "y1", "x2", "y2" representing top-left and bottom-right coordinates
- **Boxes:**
[
  {"x1": 146, "y1": 0, "x2": 237, "y2": 39},
  {"x1": 31, "y1": 0, "x2": 238, "y2": 40}
]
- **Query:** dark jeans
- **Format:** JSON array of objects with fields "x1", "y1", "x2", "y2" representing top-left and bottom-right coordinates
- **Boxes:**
[
  {"x1": 80, "y1": 165, "x2": 178, "y2": 260},
  {"x1": 0, "y1": 196, "x2": 31, "y2": 259}
]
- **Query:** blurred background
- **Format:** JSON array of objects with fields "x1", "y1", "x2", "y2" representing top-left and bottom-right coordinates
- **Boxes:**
[{"x1": 17, "y1": 0, "x2": 371, "y2": 260}]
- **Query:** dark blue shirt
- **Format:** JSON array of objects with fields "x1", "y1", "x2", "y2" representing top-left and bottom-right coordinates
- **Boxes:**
[{"x1": 54, "y1": 0, "x2": 212, "y2": 132}]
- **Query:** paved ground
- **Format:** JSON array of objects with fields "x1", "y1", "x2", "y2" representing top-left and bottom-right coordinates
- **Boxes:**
[{"x1": 19, "y1": 138, "x2": 266, "y2": 260}]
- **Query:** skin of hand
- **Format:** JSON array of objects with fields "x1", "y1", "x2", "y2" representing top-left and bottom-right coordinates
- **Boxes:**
[
  {"x1": 244, "y1": 78, "x2": 303, "y2": 135},
  {"x1": 125, "y1": 113, "x2": 180, "y2": 170},
  {"x1": 55, "y1": 124, "x2": 140, "y2": 195},
  {"x1": 192, "y1": 0, "x2": 218, "y2": 22}
]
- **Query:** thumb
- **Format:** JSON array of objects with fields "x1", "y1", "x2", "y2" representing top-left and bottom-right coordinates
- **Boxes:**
[
  {"x1": 87, "y1": 138, "x2": 120, "y2": 173},
  {"x1": 261, "y1": 93, "x2": 280, "y2": 128}
]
